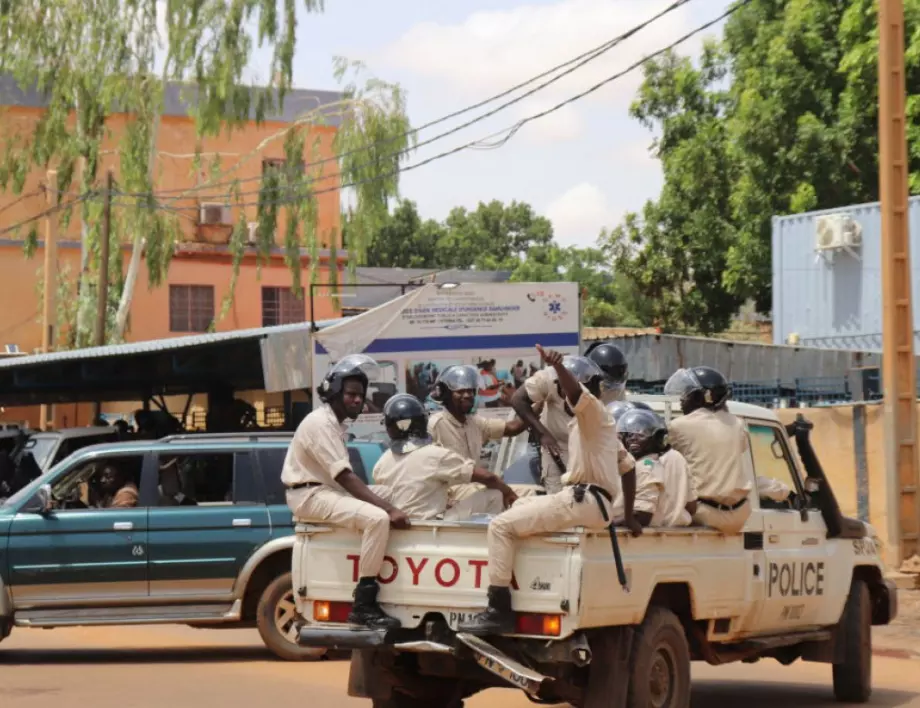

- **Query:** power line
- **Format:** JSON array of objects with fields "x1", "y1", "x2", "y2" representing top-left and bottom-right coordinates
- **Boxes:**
[
  {"x1": 109, "y1": 0, "x2": 748, "y2": 212},
  {"x1": 0, "y1": 195, "x2": 90, "y2": 238},
  {"x1": 114, "y1": 0, "x2": 695, "y2": 200}
]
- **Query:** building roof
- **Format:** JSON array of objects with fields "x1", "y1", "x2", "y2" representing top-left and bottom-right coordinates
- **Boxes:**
[
  {"x1": 0, "y1": 74, "x2": 344, "y2": 126},
  {"x1": 340, "y1": 267, "x2": 513, "y2": 311}
]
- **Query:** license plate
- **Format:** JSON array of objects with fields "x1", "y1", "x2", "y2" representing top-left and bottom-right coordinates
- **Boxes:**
[{"x1": 448, "y1": 611, "x2": 477, "y2": 628}]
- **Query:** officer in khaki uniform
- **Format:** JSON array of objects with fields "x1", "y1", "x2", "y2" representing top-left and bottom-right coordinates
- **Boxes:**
[
  {"x1": 282, "y1": 354, "x2": 410, "y2": 630},
  {"x1": 616, "y1": 408, "x2": 696, "y2": 527},
  {"x1": 664, "y1": 366, "x2": 752, "y2": 533},
  {"x1": 458, "y1": 347, "x2": 641, "y2": 636},
  {"x1": 373, "y1": 394, "x2": 516, "y2": 521},
  {"x1": 428, "y1": 365, "x2": 532, "y2": 503}
]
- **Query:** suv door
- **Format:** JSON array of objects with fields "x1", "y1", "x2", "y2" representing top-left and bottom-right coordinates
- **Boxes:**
[
  {"x1": 146, "y1": 450, "x2": 271, "y2": 600},
  {"x1": 749, "y1": 422, "x2": 830, "y2": 632},
  {"x1": 7, "y1": 452, "x2": 148, "y2": 605}
]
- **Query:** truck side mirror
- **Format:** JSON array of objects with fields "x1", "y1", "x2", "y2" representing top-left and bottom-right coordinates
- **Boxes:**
[{"x1": 22, "y1": 484, "x2": 52, "y2": 514}]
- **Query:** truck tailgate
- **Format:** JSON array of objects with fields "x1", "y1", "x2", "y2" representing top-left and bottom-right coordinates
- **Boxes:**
[{"x1": 294, "y1": 521, "x2": 577, "y2": 632}]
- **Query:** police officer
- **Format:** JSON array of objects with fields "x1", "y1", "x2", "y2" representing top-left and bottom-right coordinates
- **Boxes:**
[
  {"x1": 428, "y1": 365, "x2": 530, "y2": 502},
  {"x1": 617, "y1": 408, "x2": 696, "y2": 527},
  {"x1": 282, "y1": 354, "x2": 410, "y2": 630},
  {"x1": 664, "y1": 366, "x2": 751, "y2": 533},
  {"x1": 586, "y1": 342, "x2": 630, "y2": 403},
  {"x1": 373, "y1": 394, "x2": 516, "y2": 521},
  {"x1": 458, "y1": 346, "x2": 640, "y2": 636}
]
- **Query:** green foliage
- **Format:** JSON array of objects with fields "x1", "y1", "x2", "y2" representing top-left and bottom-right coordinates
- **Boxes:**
[
  {"x1": 0, "y1": 2, "x2": 412, "y2": 347},
  {"x1": 608, "y1": 0, "x2": 920, "y2": 328}
]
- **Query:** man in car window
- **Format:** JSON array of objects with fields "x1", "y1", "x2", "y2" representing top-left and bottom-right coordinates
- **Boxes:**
[{"x1": 100, "y1": 465, "x2": 139, "y2": 509}]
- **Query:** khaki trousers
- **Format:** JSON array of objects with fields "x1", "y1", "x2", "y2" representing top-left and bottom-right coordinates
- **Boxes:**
[
  {"x1": 442, "y1": 488, "x2": 504, "y2": 521},
  {"x1": 692, "y1": 498, "x2": 752, "y2": 534},
  {"x1": 287, "y1": 486, "x2": 391, "y2": 578},
  {"x1": 487, "y1": 487, "x2": 609, "y2": 586}
]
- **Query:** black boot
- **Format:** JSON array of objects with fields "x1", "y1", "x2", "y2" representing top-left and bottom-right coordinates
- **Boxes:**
[
  {"x1": 457, "y1": 585, "x2": 515, "y2": 636},
  {"x1": 348, "y1": 577, "x2": 401, "y2": 630}
]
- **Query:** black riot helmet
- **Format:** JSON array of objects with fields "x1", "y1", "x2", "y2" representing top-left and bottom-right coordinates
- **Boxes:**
[
  {"x1": 554, "y1": 355, "x2": 605, "y2": 398},
  {"x1": 383, "y1": 394, "x2": 431, "y2": 453},
  {"x1": 605, "y1": 399, "x2": 652, "y2": 424},
  {"x1": 663, "y1": 366, "x2": 732, "y2": 415},
  {"x1": 617, "y1": 408, "x2": 668, "y2": 458},
  {"x1": 317, "y1": 354, "x2": 378, "y2": 403},
  {"x1": 587, "y1": 343, "x2": 628, "y2": 385},
  {"x1": 431, "y1": 365, "x2": 480, "y2": 403}
]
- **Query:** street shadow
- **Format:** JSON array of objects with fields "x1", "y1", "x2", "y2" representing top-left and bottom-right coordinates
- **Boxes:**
[
  {"x1": 692, "y1": 679, "x2": 918, "y2": 707},
  {"x1": 0, "y1": 645, "x2": 350, "y2": 666}
]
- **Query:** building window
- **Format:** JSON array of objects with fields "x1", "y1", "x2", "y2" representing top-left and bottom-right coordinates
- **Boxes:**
[
  {"x1": 169, "y1": 285, "x2": 215, "y2": 333},
  {"x1": 262, "y1": 286, "x2": 305, "y2": 326}
]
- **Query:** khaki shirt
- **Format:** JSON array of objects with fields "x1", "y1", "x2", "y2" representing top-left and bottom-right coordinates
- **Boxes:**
[
  {"x1": 108, "y1": 483, "x2": 139, "y2": 509},
  {"x1": 373, "y1": 443, "x2": 475, "y2": 520},
  {"x1": 633, "y1": 451, "x2": 694, "y2": 527},
  {"x1": 280, "y1": 404, "x2": 351, "y2": 492},
  {"x1": 668, "y1": 407, "x2": 751, "y2": 505},
  {"x1": 428, "y1": 410, "x2": 505, "y2": 464},
  {"x1": 524, "y1": 368, "x2": 570, "y2": 450},
  {"x1": 561, "y1": 385, "x2": 635, "y2": 499}
]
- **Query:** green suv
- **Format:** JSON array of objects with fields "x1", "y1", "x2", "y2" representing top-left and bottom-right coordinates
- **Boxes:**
[{"x1": 0, "y1": 432, "x2": 387, "y2": 660}]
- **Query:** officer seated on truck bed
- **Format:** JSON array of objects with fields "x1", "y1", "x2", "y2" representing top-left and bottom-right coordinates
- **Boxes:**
[
  {"x1": 281, "y1": 354, "x2": 411, "y2": 630},
  {"x1": 373, "y1": 394, "x2": 517, "y2": 521},
  {"x1": 457, "y1": 345, "x2": 641, "y2": 637},
  {"x1": 616, "y1": 408, "x2": 696, "y2": 528},
  {"x1": 663, "y1": 366, "x2": 752, "y2": 534}
]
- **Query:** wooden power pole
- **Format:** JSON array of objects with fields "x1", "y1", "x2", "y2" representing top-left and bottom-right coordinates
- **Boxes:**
[
  {"x1": 92, "y1": 169, "x2": 114, "y2": 419},
  {"x1": 878, "y1": 0, "x2": 919, "y2": 567},
  {"x1": 39, "y1": 169, "x2": 58, "y2": 431}
]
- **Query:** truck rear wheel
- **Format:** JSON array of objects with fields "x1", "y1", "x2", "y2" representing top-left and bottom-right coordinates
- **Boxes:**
[
  {"x1": 626, "y1": 607, "x2": 691, "y2": 708},
  {"x1": 256, "y1": 571, "x2": 326, "y2": 662},
  {"x1": 833, "y1": 579, "x2": 872, "y2": 703}
]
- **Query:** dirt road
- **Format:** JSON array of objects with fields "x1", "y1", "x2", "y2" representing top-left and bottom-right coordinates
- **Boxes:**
[{"x1": 0, "y1": 624, "x2": 918, "y2": 707}]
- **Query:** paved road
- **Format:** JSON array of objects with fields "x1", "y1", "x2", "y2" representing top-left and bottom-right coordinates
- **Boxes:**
[{"x1": 1, "y1": 624, "x2": 919, "y2": 707}]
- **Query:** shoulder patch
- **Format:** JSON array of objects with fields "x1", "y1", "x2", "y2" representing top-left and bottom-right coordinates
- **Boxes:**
[{"x1": 642, "y1": 458, "x2": 656, "y2": 467}]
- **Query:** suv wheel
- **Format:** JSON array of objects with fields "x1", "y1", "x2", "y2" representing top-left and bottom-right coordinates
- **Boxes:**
[{"x1": 256, "y1": 571, "x2": 326, "y2": 661}]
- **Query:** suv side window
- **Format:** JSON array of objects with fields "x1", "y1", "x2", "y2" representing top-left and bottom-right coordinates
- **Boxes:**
[
  {"x1": 154, "y1": 452, "x2": 260, "y2": 506},
  {"x1": 748, "y1": 423, "x2": 801, "y2": 509},
  {"x1": 257, "y1": 445, "x2": 370, "y2": 506},
  {"x1": 50, "y1": 453, "x2": 145, "y2": 510}
]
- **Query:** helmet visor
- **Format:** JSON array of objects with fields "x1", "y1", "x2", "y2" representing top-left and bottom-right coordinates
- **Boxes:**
[
  {"x1": 329, "y1": 354, "x2": 380, "y2": 382},
  {"x1": 438, "y1": 365, "x2": 481, "y2": 392},
  {"x1": 617, "y1": 409, "x2": 665, "y2": 436},
  {"x1": 606, "y1": 400, "x2": 635, "y2": 423},
  {"x1": 663, "y1": 368, "x2": 701, "y2": 398},
  {"x1": 555, "y1": 355, "x2": 603, "y2": 385}
]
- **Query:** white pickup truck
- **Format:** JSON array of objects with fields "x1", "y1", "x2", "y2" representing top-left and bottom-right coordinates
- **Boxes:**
[{"x1": 292, "y1": 399, "x2": 897, "y2": 708}]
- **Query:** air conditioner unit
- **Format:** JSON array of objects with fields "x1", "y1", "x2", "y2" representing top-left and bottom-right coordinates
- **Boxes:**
[
  {"x1": 199, "y1": 202, "x2": 232, "y2": 226},
  {"x1": 247, "y1": 222, "x2": 258, "y2": 245},
  {"x1": 815, "y1": 214, "x2": 862, "y2": 251}
]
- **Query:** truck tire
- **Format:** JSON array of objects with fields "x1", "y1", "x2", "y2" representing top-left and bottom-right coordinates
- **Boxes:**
[
  {"x1": 256, "y1": 571, "x2": 326, "y2": 662},
  {"x1": 626, "y1": 607, "x2": 691, "y2": 708},
  {"x1": 833, "y1": 579, "x2": 872, "y2": 703}
]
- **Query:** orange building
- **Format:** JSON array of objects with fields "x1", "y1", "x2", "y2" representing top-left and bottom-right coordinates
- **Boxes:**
[{"x1": 0, "y1": 75, "x2": 347, "y2": 358}]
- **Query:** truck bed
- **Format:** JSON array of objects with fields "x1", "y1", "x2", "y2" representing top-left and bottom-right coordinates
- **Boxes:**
[{"x1": 294, "y1": 519, "x2": 754, "y2": 640}]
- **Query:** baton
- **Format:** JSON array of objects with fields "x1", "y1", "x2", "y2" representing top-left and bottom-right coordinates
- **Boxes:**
[{"x1": 551, "y1": 451, "x2": 629, "y2": 592}]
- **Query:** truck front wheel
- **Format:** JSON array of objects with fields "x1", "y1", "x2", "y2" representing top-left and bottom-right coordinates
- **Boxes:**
[
  {"x1": 256, "y1": 571, "x2": 326, "y2": 662},
  {"x1": 626, "y1": 607, "x2": 691, "y2": 708},
  {"x1": 833, "y1": 579, "x2": 872, "y2": 703}
]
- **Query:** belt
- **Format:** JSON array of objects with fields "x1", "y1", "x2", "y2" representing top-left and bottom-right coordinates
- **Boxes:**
[
  {"x1": 698, "y1": 496, "x2": 748, "y2": 512},
  {"x1": 571, "y1": 484, "x2": 629, "y2": 592},
  {"x1": 286, "y1": 482, "x2": 322, "y2": 491}
]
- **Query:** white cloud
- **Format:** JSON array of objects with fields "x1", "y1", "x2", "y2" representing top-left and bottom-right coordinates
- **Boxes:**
[
  {"x1": 378, "y1": 0, "x2": 695, "y2": 108},
  {"x1": 514, "y1": 101, "x2": 583, "y2": 144},
  {"x1": 544, "y1": 182, "x2": 623, "y2": 248}
]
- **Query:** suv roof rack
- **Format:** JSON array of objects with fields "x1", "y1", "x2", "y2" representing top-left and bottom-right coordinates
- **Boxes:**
[{"x1": 158, "y1": 432, "x2": 294, "y2": 443}]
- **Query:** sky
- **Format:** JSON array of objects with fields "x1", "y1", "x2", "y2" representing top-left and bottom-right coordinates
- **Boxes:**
[{"x1": 244, "y1": 0, "x2": 733, "y2": 250}]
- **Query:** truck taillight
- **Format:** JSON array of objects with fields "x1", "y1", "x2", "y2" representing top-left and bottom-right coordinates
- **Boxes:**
[
  {"x1": 313, "y1": 600, "x2": 352, "y2": 623},
  {"x1": 515, "y1": 613, "x2": 561, "y2": 637}
]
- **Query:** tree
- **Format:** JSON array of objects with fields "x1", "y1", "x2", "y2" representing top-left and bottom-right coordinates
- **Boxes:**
[
  {"x1": 0, "y1": 2, "x2": 413, "y2": 346},
  {"x1": 362, "y1": 199, "x2": 444, "y2": 268},
  {"x1": 606, "y1": 0, "x2": 920, "y2": 323}
]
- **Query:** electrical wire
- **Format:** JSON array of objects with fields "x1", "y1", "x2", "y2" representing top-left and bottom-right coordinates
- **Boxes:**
[
  {"x1": 113, "y1": 0, "x2": 696, "y2": 199},
  {"x1": 0, "y1": 195, "x2": 90, "y2": 238},
  {"x1": 107, "y1": 0, "x2": 749, "y2": 212}
]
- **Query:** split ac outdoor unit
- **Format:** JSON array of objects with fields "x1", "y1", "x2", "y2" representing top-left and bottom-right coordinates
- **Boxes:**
[
  {"x1": 199, "y1": 202, "x2": 232, "y2": 226},
  {"x1": 815, "y1": 214, "x2": 863, "y2": 251}
]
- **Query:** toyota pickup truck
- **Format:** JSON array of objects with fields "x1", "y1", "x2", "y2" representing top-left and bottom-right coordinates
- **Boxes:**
[{"x1": 293, "y1": 400, "x2": 897, "y2": 708}]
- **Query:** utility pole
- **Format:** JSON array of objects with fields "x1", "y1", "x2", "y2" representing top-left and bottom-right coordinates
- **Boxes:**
[
  {"x1": 39, "y1": 169, "x2": 59, "y2": 431},
  {"x1": 92, "y1": 169, "x2": 114, "y2": 419},
  {"x1": 878, "y1": 0, "x2": 919, "y2": 568}
]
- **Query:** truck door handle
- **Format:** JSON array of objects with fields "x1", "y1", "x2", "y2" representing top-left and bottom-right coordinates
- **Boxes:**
[
  {"x1": 232, "y1": 518, "x2": 252, "y2": 528},
  {"x1": 113, "y1": 521, "x2": 134, "y2": 531}
]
